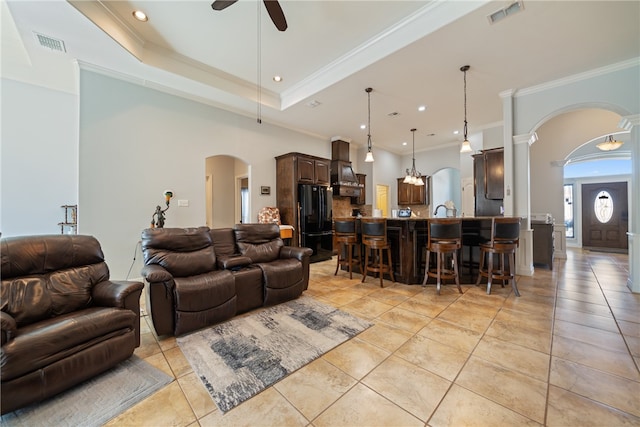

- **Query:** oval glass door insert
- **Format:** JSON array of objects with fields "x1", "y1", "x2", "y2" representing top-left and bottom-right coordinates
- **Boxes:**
[{"x1": 594, "y1": 190, "x2": 613, "y2": 223}]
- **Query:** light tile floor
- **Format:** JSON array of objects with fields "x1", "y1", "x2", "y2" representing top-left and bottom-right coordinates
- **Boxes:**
[{"x1": 107, "y1": 248, "x2": 639, "y2": 426}]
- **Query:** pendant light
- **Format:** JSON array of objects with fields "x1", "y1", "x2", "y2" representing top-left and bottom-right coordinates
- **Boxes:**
[
  {"x1": 459, "y1": 65, "x2": 472, "y2": 153},
  {"x1": 403, "y1": 128, "x2": 424, "y2": 186},
  {"x1": 364, "y1": 87, "x2": 375, "y2": 162},
  {"x1": 596, "y1": 134, "x2": 624, "y2": 151}
]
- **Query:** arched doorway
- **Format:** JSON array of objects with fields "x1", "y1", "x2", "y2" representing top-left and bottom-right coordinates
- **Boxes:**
[{"x1": 205, "y1": 155, "x2": 249, "y2": 228}]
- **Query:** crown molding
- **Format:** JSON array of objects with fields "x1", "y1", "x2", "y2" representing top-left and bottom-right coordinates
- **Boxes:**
[{"x1": 514, "y1": 57, "x2": 640, "y2": 98}]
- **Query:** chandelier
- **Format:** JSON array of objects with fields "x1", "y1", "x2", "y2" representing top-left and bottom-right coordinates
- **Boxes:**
[
  {"x1": 403, "y1": 128, "x2": 424, "y2": 186},
  {"x1": 459, "y1": 65, "x2": 472, "y2": 153},
  {"x1": 596, "y1": 135, "x2": 624, "y2": 151},
  {"x1": 364, "y1": 87, "x2": 374, "y2": 162}
]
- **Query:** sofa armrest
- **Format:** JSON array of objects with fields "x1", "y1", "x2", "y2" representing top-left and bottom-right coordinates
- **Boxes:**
[
  {"x1": 93, "y1": 280, "x2": 144, "y2": 309},
  {"x1": 141, "y1": 264, "x2": 173, "y2": 282},
  {"x1": 280, "y1": 246, "x2": 313, "y2": 262},
  {"x1": 217, "y1": 255, "x2": 253, "y2": 270},
  {"x1": 1, "y1": 311, "x2": 17, "y2": 346}
]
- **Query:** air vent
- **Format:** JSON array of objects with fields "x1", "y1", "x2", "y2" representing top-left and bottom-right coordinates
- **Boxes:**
[
  {"x1": 487, "y1": 1, "x2": 524, "y2": 25},
  {"x1": 34, "y1": 32, "x2": 66, "y2": 53}
]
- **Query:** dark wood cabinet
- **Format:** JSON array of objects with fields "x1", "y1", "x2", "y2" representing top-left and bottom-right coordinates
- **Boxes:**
[
  {"x1": 297, "y1": 156, "x2": 329, "y2": 185},
  {"x1": 397, "y1": 176, "x2": 428, "y2": 206},
  {"x1": 352, "y1": 173, "x2": 366, "y2": 205},
  {"x1": 532, "y1": 221, "x2": 554, "y2": 269},
  {"x1": 276, "y1": 152, "x2": 331, "y2": 245}
]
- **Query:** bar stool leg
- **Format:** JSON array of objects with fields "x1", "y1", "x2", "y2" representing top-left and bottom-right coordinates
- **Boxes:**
[
  {"x1": 422, "y1": 249, "x2": 430, "y2": 285},
  {"x1": 500, "y1": 253, "x2": 506, "y2": 288},
  {"x1": 334, "y1": 244, "x2": 341, "y2": 276},
  {"x1": 386, "y1": 247, "x2": 395, "y2": 283},
  {"x1": 510, "y1": 252, "x2": 520, "y2": 296},
  {"x1": 361, "y1": 247, "x2": 369, "y2": 283},
  {"x1": 436, "y1": 251, "x2": 442, "y2": 295},
  {"x1": 378, "y1": 248, "x2": 384, "y2": 287},
  {"x1": 453, "y1": 251, "x2": 462, "y2": 294},
  {"x1": 486, "y1": 252, "x2": 494, "y2": 295},
  {"x1": 347, "y1": 243, "x2": 353, "y2": 279},
  {"x1": 476, "y1": 250, "x2": 485, "y2": 285}
]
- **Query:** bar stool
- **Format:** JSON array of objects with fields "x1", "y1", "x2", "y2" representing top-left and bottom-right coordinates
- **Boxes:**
[
  {"x1": 476, "y1": 217, "x2": 521, "y2": 296},
  {"x1": 361, "y1": 217, "x2": 395, "y2": 288},
  {"x1": 422, "y1": 218, "x2": 463, "y2": 295},
  {"x1": 334, "y1": 217, "x2": 362, "y2": 279}
]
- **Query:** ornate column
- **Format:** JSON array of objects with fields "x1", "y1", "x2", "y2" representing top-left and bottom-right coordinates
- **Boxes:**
[
  {"x1": 619, "y1": 114, "x2": 640, "y2": 293},
  {"x1": 513, "y1": 133, "x2": 535, "y2": 276}
]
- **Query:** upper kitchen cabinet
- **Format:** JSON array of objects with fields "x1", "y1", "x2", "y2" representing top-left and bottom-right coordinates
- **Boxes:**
[
  {"x1": 295, "y1": 155, "x2": 330, "y2": 185},
  {"x1": 397, "y1": 176, "x2": 428, "y2": 206}
]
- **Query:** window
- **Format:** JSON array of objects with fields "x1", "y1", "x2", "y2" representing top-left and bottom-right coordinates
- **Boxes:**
[
  {"x1": 594, "y1": 190, "x2": 613, "y2": 223},
  {"x1": 564, "y1": 184, "x2": 574, "y2": 238}
]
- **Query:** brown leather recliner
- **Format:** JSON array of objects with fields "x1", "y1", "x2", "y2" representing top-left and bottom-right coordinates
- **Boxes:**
[
  {"x1": 0, "y1": 235, "x2": 144, "y2": 415},
  {"x1": 140, "y1": 224, "x2": 312, "y2": 337}
]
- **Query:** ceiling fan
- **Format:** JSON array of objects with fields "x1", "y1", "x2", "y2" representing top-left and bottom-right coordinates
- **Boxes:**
[{"x1": 211, "y1": 0, "x2": 288, "y2": 32}]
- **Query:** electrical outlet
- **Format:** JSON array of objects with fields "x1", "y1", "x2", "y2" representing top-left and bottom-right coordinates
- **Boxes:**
[{"x1": 178, "y1": 200, "x2": 189, "y2": 207}]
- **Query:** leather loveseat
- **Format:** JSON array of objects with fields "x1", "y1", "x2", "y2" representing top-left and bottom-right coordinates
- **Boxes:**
[
  {"x1": 140, "y1": 224, "x2": 313, "y2": 336},
  {"x1": 0, "y1": 235, "x2": 144, "y2": 415}
]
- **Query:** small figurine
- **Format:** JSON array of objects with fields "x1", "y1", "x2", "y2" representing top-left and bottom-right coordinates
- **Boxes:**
[{"x1": 150, "y1": 190, "x2": 173, "y2": 228}]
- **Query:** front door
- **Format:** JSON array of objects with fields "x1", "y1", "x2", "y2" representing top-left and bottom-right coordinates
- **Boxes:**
[{"x1": 582, "y1": 181, "x2": 628, "y2": 251}]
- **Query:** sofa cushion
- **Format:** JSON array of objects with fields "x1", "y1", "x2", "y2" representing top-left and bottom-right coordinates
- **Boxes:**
[
  {"x1": 257, "y1": 258, "x2": 303, "y2": 289},
  {"x1": 1, "y1": 235, "x2": 104, "y2": 279},
  {"x1": 0, "y1": 307, "x2": 136, "y2": 381},
  {"x1": 237, "y1": 240, "x2": 283, "y2": 263},
  {"x1": 173, "y1": 270, "x2": 235, "y2": 312},
  {"x1": 1, "y1": 263, "x2": 110, "y2": 327},
  {"x1": 142, "y1": 227, "x2": 216, "y2": 277},
  {"x1": 210, "y1": 228, "x2": 237, "y2": 257}
]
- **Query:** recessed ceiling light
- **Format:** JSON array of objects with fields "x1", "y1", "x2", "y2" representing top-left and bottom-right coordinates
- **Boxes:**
[
  {"x1": 273, "y1": 75, "x2": 282, "y2": 82},
  {"x1": 453, "y1": 130, "x2": 459, "y2": 135},
  {"x1": 360, "y1": 124, "x2": 366, "y2": 130},
  {"x1": 402, "y1": 142, "x2": 408, "y2": 146},
  {"x1": 132, "y1": 10, "x2": 148, "y2": 22},
  {"x1": 418, "y1": 105, "x2": 426, "y2": 112}
]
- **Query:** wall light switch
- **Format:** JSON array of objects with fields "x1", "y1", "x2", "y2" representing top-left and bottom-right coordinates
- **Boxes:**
[{"x1": 178, "y1": 199, "x2": 189, "y2": 207}]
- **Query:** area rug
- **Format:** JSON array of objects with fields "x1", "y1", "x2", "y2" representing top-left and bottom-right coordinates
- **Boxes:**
[
  {"x1": 0, "y1": 356, "x2": 172, "y2": 427},
  {"x1": 177, "y1": 295, "x2": 372, "y2": 413}
]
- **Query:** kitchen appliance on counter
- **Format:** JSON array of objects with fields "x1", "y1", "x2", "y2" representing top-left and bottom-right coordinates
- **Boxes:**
[{"x1": 298, "y1": 184, "x2": 333, "y2": 262}]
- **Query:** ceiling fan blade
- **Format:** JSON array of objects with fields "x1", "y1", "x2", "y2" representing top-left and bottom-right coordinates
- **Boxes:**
[
  {"x1": 211, "y1": 0, "x2": 238, "y2": 11},
  {"x1": 263, "y1": 0, "x2": 288, "y2": 31}
]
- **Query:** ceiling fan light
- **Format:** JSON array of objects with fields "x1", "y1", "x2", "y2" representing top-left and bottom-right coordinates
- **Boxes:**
[{"x1": 460, "y1": 139, "x2": 472, "y2": 153}]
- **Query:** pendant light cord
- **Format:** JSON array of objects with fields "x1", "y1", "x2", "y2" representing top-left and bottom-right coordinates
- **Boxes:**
[
  {"x1": 367, "y1": 88, "x2": 372, "y2": 151},
  {"x1": 256, "y1": 1, "x2": 262, "y2": 124},
  {"x1": 462, "y1": 65, "x2": 469, "y2": 140}
]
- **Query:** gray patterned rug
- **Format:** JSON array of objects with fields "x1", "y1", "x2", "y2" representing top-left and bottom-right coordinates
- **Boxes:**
[
  {"x1": 177, "y1": 295, "x2": 372, "y2": 413},
  {"x1": 0, "y1": 355, "x2": 172, "y2": 427}
]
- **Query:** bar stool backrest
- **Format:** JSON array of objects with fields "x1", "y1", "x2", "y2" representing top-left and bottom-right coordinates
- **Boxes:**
[
  {"x1": 429, "y1": 219, "x2": 462, "y2": 241},
  {"x1": 361, "y1": 218, "x2": 387, "y2": 244},
  {"x1": 492, "y1": 217, "x2": 521, "y2": 244},
  {"x1": 334, "y1": 217, "x2": 356, "y2": 236}
]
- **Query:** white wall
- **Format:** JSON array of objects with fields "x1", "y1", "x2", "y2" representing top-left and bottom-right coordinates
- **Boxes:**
[
  {"x1": 1, "y1": 78, "x2": 78, "y2": 236},
  {"x1": 78, "y1": 69, "x2": 330, "y2": 279}
]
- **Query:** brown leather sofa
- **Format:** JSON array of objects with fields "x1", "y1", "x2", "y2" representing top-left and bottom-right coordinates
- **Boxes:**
[
  {"x1": 0, "y1": 235, "x2": 144, "y2": 415},
  {"x1": 140, "y1": 224, "x2": 313, "y2": 336}
]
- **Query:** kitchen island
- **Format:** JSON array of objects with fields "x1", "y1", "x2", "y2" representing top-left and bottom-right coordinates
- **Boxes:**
[{"x1": 342, "y1": 216, "x2": 517, "y2": 285}]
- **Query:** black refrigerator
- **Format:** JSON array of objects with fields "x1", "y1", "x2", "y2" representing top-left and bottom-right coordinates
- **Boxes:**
[{"x1": 298, "y1": 184, "x2": 333, "y2": 262}]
